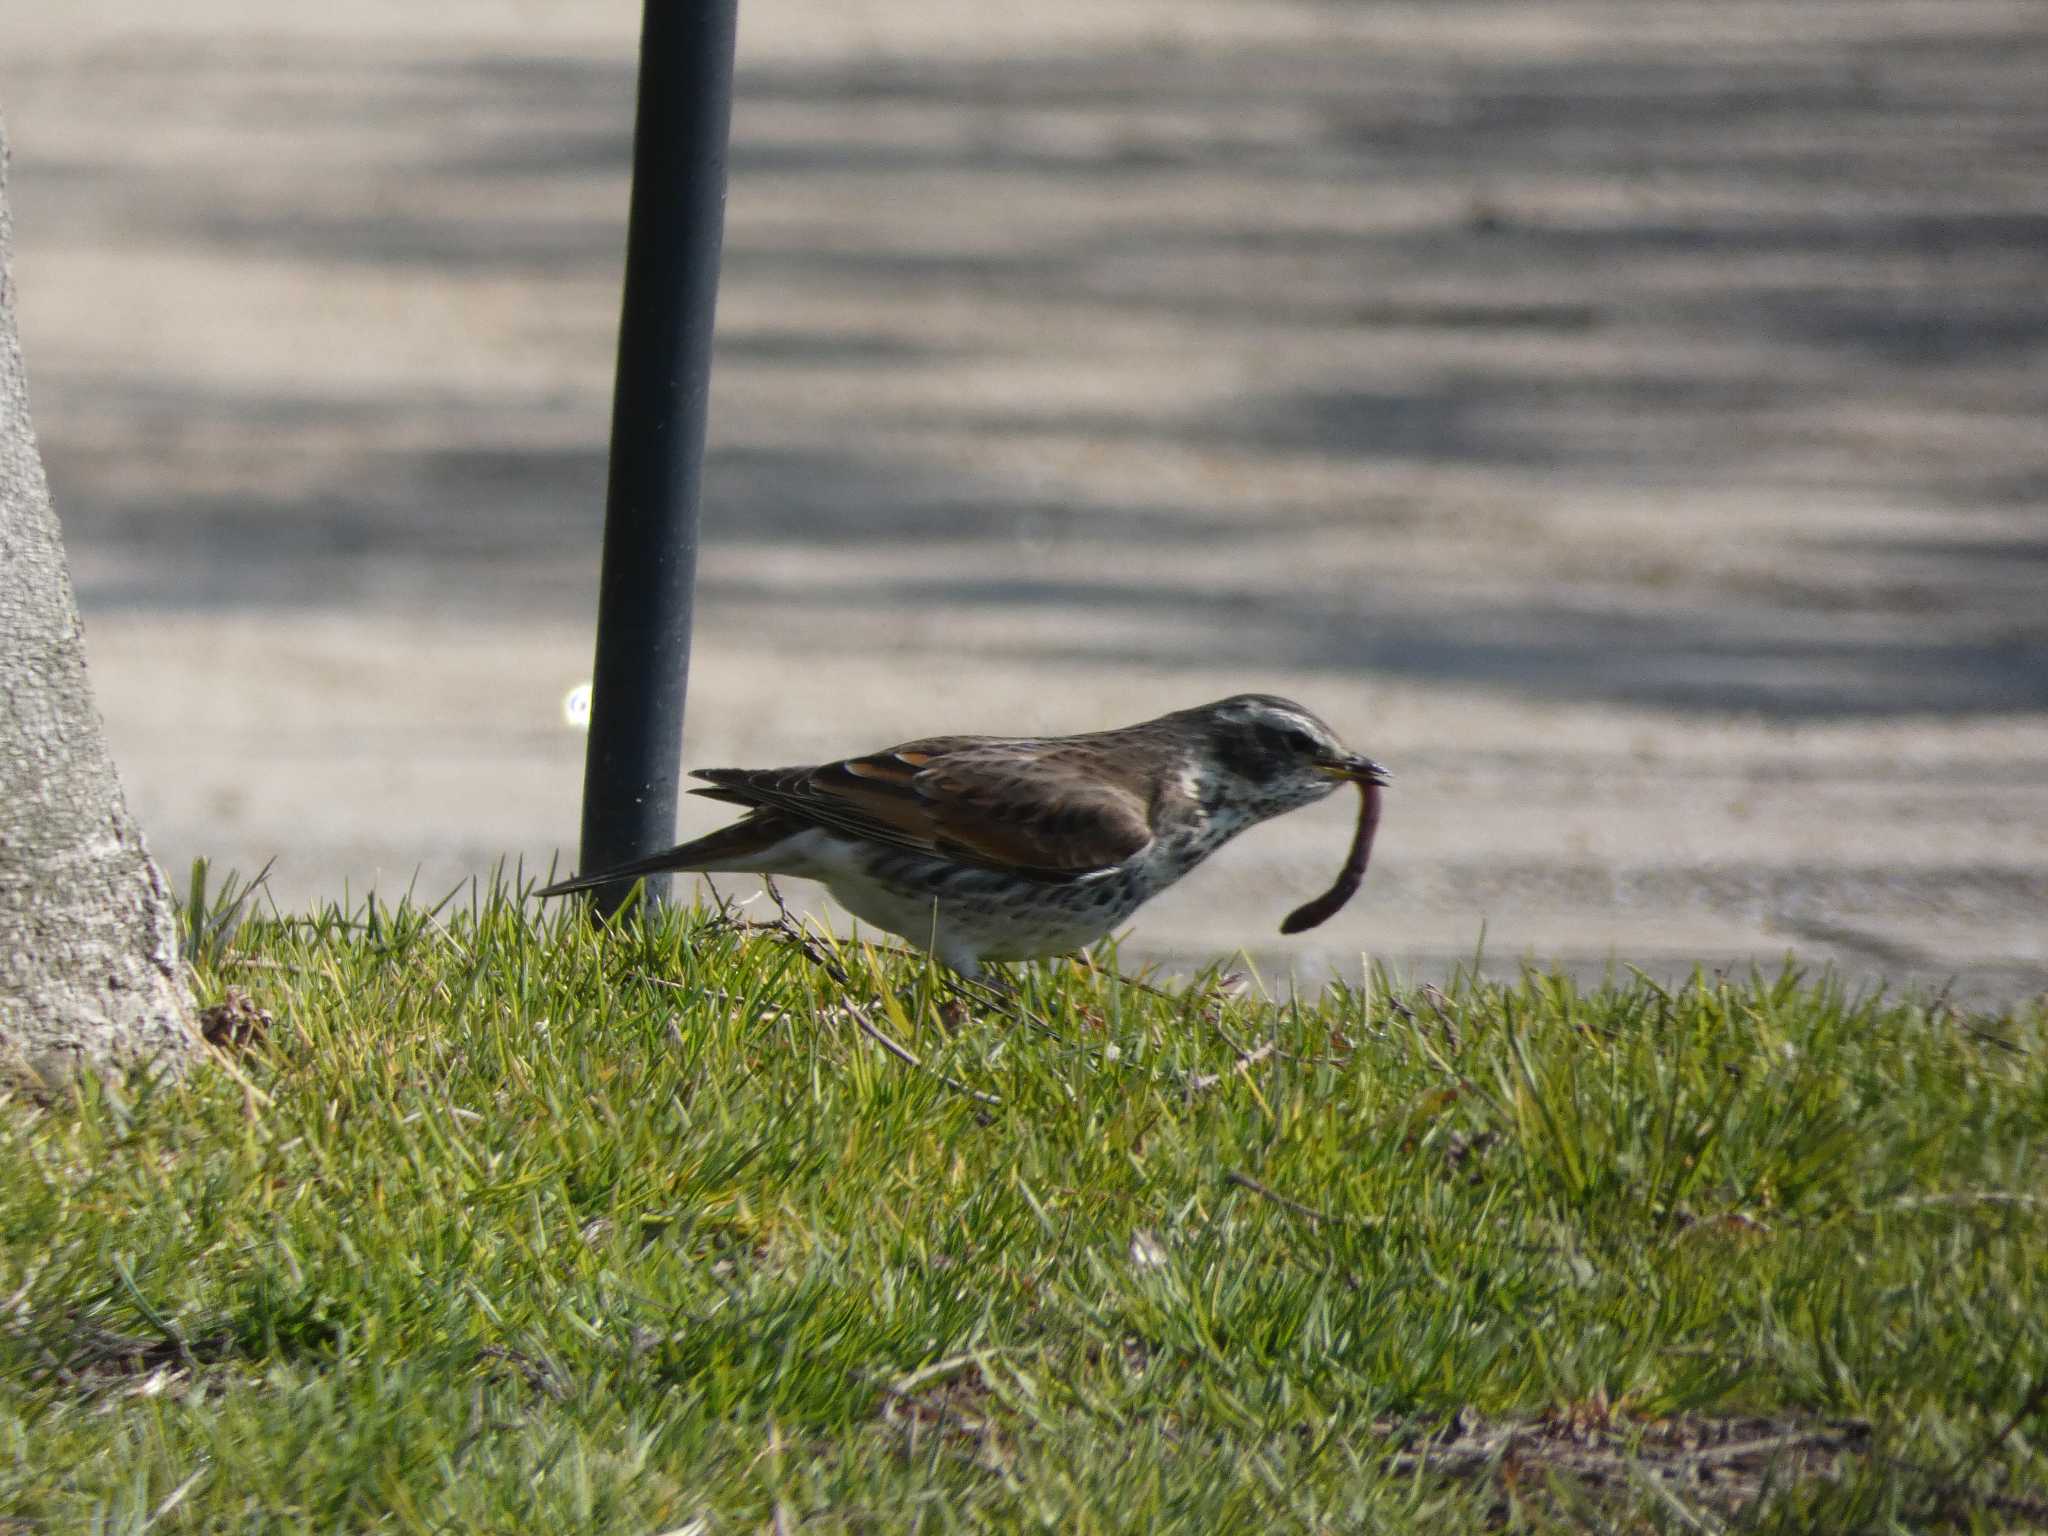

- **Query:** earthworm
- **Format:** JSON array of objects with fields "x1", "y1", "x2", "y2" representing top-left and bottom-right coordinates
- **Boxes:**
[{"x1": 1280, "y1": 779, "x2": 1383, "y2": 935}]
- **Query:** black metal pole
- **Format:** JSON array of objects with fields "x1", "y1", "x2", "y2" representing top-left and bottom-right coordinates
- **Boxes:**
[{"x1": 577, "y1": 0, "x2": 740, "y2": 916}]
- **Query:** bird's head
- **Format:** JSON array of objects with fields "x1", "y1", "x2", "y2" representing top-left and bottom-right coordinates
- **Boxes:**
[{"x1": 1185, "y1": 694, "x2": 1388, "y2": 819}]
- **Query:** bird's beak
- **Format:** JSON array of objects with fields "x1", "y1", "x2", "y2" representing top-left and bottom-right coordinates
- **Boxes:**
[{"x1": 1318, "y1": 753, "x2": 1390, "y2": 787}]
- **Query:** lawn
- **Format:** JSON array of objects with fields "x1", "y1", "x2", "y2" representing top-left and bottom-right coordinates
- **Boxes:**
[{"x1": 2, "y1": 880, "x2": 2043, "y2": 1532}]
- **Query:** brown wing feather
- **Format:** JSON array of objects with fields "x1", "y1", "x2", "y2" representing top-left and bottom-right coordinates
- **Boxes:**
[{"x1": 690, "y1": 735, "x2": 1155, "y2": 879}]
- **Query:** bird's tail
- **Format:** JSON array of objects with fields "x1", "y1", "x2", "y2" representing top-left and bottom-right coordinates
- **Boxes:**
[{"x1": 533, "y1": 812, "x2": 798, "y2": 898}]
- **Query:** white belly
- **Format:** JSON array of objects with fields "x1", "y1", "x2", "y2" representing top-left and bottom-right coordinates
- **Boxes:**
[
  {"x1": 721, "y1": 827, "x2": 1154, "y2": 973},
  {"x1": 822, "y1": 872, "x2": 1131, "y2": 973}
]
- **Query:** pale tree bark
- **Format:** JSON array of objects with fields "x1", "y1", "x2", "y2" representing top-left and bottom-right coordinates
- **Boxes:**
[{"x1": 0, "y1": 112, "x2": 197, "y2": 1092}]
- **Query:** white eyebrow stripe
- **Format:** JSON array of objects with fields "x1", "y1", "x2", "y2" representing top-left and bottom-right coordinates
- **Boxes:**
[{"x1": 1257, "y1": 708, "x2": 1323, "y2": 735}]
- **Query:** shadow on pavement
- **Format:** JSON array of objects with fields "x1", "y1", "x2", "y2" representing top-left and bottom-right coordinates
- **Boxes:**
[{"x1": 26, "y1": 12, "x2": 2048, "y2": 719}]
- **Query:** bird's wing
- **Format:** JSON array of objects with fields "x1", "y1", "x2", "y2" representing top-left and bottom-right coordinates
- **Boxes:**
[{"x1": 690, "y1": 736, "x2": 1155, "y2": 879}]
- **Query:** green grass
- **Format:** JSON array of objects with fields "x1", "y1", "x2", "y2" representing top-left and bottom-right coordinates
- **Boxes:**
[{"x1": 2, "y1": 881, "x2": 2044, "y2": 1533}]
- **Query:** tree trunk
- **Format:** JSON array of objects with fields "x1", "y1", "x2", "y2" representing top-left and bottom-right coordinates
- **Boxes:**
[{"x1": 0, "y1": 111, "x2": 197, "y2": 1093}]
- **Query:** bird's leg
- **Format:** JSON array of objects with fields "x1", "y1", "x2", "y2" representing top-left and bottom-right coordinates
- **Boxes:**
[
  {"x1": 1075, "y1": 951, "x2": 1179, "y2": 1001},
  {"x1": 932, "y1": 965, "x2": 1019, "y2": 1030}
]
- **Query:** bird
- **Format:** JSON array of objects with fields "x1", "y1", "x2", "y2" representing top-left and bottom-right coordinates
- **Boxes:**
[{"x1": 536, "y1": 694, "x2": 1388, "y2": 975}]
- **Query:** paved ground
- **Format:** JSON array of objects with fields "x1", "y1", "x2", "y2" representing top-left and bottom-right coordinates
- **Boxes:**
[{"x1": 4, "y1": 0, "x2": 2045, "y2": 1002}]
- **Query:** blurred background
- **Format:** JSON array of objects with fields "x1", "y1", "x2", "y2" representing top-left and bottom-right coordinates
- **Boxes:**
[{"x1": 3, "y1": 0, "x2": 2044, "y2": 1001}]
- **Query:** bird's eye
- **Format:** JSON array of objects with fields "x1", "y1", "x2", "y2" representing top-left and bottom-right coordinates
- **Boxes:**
[{"x1": 1256, "y1": 723, "x2": 1319, "y2": 756}]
